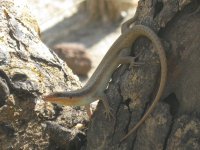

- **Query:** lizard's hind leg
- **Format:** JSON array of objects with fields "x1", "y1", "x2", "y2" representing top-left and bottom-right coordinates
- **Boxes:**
[{"x1": 98, "y1": 94, "x2": 114, "y2": 120}]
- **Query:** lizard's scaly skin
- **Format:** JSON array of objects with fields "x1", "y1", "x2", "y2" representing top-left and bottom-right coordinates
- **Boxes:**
[{"x1": 44, "y1": 25, "x2": 167, "y2": 142}]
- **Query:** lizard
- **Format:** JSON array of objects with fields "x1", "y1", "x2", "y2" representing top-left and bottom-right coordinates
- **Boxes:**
[{"x1": 43, "y1": 24, "x2": 167, "y2": 141}]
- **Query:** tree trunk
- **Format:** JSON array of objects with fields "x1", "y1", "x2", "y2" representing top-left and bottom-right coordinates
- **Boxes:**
[
  {"x1": 0, "y1": 0, "x2": 199, "y2": 150},
  {"x1": 0, "y1": 0, "x2": 88, "y2": 149}
]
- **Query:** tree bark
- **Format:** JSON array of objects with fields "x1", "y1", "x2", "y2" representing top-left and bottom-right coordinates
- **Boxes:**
[
  {"x1": 0, "y1": 0, "x2": 200, "y2": 150},
  {"x1": 86, "y1": 0, "x2": 200, "y2": 149},
  {"x1": 0, "y1": 0, "x2": 88, "y2": 149}
]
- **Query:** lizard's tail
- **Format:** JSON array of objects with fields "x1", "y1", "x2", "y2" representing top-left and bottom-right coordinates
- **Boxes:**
[{"x1": 120, "y1": 25, "x2": 167, "y2": 142}]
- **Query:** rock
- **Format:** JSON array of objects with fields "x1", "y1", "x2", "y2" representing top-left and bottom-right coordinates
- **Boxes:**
[{"x1": 53, "y1": 43, "x2": 92, "y2": 76}]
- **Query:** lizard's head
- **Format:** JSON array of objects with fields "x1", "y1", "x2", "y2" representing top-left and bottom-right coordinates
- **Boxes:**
[{"x1": 43, "y1": 92, "x2": 82, "y2": 106}]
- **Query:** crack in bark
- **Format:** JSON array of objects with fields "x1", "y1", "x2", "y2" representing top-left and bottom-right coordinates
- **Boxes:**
[
  {"x1": 163, "y1": 93, "x2": 179, "y2": 149},
  {"x1": 123, "y1": 98, "x2": 134, "y2": 133},
  {"x1": 163, "y1": 117, "x2": 174, "y2": 150},
  {"x1": 154, "y1": 1, "x2": 164, "y2": 19},
  {"x1": 111, "y1": 89, "x2": 122, "y2": 138}
]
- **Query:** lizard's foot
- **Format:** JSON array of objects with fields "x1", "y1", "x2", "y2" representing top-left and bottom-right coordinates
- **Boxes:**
[
  {"x1": 119, "y1": 56, "x2": 144, "y2": 68},
  {"x1": 102, "y1": 99, "x2": 114, "y2": 120},
  {"x1": 103, "y1": 106, "x2": 114, "y2": 121},
  {"x1": 99, "y1": 94, "x2": 114, "y2": 120}
]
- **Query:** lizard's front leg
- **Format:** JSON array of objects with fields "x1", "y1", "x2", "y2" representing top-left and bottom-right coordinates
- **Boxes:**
[
  {"x1": 118, "y1": 48, "x2": 143, "y2": 66},
  {"x1": 118, "y1": 56, "x2": 144, "y2": 67}
]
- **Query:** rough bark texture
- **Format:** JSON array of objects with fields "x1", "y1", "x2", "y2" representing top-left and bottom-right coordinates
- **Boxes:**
[
  {"x1": 86, "y1": 0, "x2": 200, "y2": 149},
  {"x1": 0, "y1": 0, "x2": 200, "y2": 150}
]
